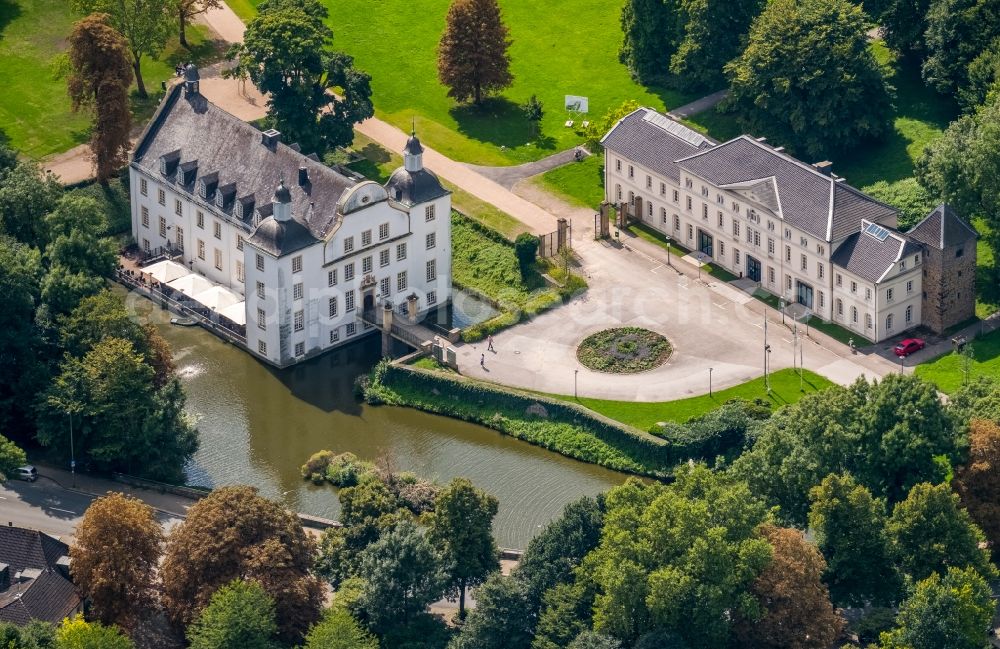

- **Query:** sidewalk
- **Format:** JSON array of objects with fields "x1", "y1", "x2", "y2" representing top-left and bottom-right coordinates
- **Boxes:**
[{"x1": 36, "y1": 464, "x2": 197, "y2": 519}]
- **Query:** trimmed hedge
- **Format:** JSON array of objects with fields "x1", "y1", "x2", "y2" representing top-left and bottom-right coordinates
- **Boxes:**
[{"x1": 362, "y1": 361, "x2": 678, "y2": 477}]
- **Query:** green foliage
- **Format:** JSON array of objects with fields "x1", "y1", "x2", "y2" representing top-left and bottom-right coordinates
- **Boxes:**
[
  {"x1": 922, "y1": 0, "x2": 1000, "y2": 96},
  {"x1": 566, "y1": 631, "x2": 621, "y2": 649},
  {"x1": 584, "y1": 100, "x2": 641, "y2": 151},
  {"x1": 187, "y1": 580, "x2": 279, "y2": 649},
  {"x1": 575, "y1": 327, "x2": 671, "y2": 374},
  {"x1": 916, "y1": 330, "x2": 1000, "y2": 393},
  {"x1": 0, "y1": 621, "x2": 56, "y2": 649},
  {"x1": 304, "y1": 607, "x2": 378, "y2": 649},
  {"x1": 301, "y1": 450, "x2": 374, "y2": 486},
  {"x1": 427, "y1": 478, "x2": 500, "y2": 617},
  {"x1": 231, "y1": 0, "x2": 373, "y2": 155},
  {"x1": 363, "y1": 361, "x2": 677, "y2": 476},
  {"x1": 36, "y1": 337, "x2": 198, "y2": 482},
  {"x1": 732, "y1": 374, "x2": 957, "y2": 525},
  {"x1": 885, "y1": 482, "x2": 996, "y2": 584},
  {"x1": 807, "y1": 473, "x2": 902, "y2": 606},
  {"x1": 877, "y1": 567, "x2": 994, "y2": 649},
  {"x1": 357, "y1": 519, "x2": 447, "y2": 632},
  {"x1": 651, "y1": 398, "x2": 771, "y2": 464},
  {"x1": 618, "y1": 0, "x2": 682, "y2": 82},
  {"x1": 0, "y1": 237, "x2": 44, "y2": 436},
  {"x1": 669, "y1": 0, "x2": 765, "y2": 92},
  {"x1": 534, "y1": 153, "x2": 605, "y2": 209},
  {"x1": 918, "y1": 96, "x2": 1000, "y2": 277},
  {"x1": 65, "y1": 177, "x2": 131, "y2": 236},
  {"x1": 725, "y1": 0, "x2": 893, "y2": 158},
  {"x1": 578, "y1": 468, "x2": 773, "y2": 647},
  {"x1": 533, "y1": 580, "x2": 598, "y2": 649},
  {"x1": 513, "y1": 232, "x2": 538, "y2": 282},
  {"x1": 0, "y1": 161, "x2": 63, "y2": 245},
  {"x1": 877, "y1": 0, "x2": 932, "y2": 55},
  {"x1": 55, "y1": 618, "x2": 133, "y2": 649},
  {"x1": 0, "y1": 434, "x2": 27, "y2": 481},
  {"x1": 863, "y1": 178, "x2": 937, "y2": 230},
  {"x1": 448, "y1": 573, "x2": 534, "y2": 649},
  {"x1": 522, "y1": 95, "x2": 543, "y2": 127}
]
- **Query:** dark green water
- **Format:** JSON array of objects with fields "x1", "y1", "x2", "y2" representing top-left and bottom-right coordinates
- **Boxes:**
[{"x1": 145, "y1": 302, "x2": 624, "y2": 549}]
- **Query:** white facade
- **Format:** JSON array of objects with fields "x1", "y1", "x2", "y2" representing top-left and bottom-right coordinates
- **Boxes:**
[{"x1": 603, "y1": 111, "x2": 926, "y2": 343}]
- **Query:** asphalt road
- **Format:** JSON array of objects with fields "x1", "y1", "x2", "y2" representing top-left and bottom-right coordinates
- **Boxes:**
[{"x1": 0, "y1": 476, "x2": 182, "y2": 542}]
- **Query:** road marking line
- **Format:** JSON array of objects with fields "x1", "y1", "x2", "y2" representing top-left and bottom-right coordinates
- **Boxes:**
[
  {"x1": 752, "y1": 322, "x2": 763, "y2": 329},
  {"x1": 50, "y1": 507, "x2": 76, "y2": 515},
  {"x1": 782, "y1": 338, "x2": 792, "y2": 344},
  {"x1": 713, "y1": 302, "x2": 728, "y2": 309}
]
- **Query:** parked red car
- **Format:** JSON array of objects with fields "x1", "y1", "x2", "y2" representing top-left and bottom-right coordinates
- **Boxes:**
[{"x1": 893, "y1": 338, "x2": 926, "y2": 357}]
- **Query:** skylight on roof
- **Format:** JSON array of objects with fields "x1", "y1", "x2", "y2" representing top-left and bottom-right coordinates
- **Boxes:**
[
  {"x1": 864, "y1": 222, "x2": 891, "y2": 241},
  {"x1": 642, "y1": 111, "x2": 711, "y2": 148}
]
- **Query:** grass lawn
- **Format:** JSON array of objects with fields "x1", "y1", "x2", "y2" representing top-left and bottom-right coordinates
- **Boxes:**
[
  {"x1": 344, "y1": 133, "x2": 526, "y2": 238},
  {"x1": 450, "y1": 214, "x2": 547, "y2": 307},
  {"x1": 915, "y1": 327, "x2": 1000, "y2": 394},
  {"x1": 681, "y1": 107, "x2": 742, "y2": 143},
  {"x1": 547, "y1": 368, "x2": 833, "y2": 430},
  {"x1": 0, "y1": 0, "x2": 224, "y2": 160},
  {"x1": 532, "y1": 153, "x2": 605, "y2": 209},
  {"x1": 974, "y1": 218, "x2": 999, "y2": 318},
  {"x1": 231, "y1": 0, "x2": 703, "y2": 166}
]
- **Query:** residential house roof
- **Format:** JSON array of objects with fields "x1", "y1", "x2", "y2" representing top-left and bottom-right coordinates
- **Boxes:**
[
  {"x1": 907, "y1": 204, "x2": 978, "y2": 250},
  {"x1": 677, "y1": 135, "x2": 898, "y2": 243},
  {"x1": 831, "y1": 223, "x2": 922, "y2": 283},
  {"x1": 0, "y1": 527, "x2": 69, "y2": 576},
  {"x1": 601, "y1": 108, "x2": 715, "y2": 183},
  {"x1": 0, "y1": 570, "x2": 81, "y2": 626}
]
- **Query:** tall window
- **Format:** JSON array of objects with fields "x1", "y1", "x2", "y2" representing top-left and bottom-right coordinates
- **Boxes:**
[
  {"x1": 176, "y1": 227, "x2": 184, "y2": 251},
  {"x1": 427, "y1": 290, "x2": 437, "y2": 305},
  {"x1": 329, "y1": 329, "x2": 339, "y2": 344},
  {"x1": 197, "y1": 211, "x2": 204, "y2": 229},
  {"x1": 425, "y1": 204, "x2": 436, "y2": 221},
  {"x1": 328, "y1": 296, "x2": 338, "y2": 318},
  {"x1": 174, "y1": 199, "x2": 182, "y2": 216},
  {"x1": 292, "y1": 255, "x2": 302, "y2": 274},
  {"x1": 646, "y1": 175, "x2": 652, "y2": 189},
  {"x1": 362, "y1": 229, "x2": 372, "y2": 247},
  {"x1": 800, "y1": 254, "x2": 807, "y2": 271},
  {"x1": 362, "y1": 255, "x2": 372, "y2": 273},
  {"x1": 851, "y1": 306, "x2": 858, "y2": 323},
  {"x1": 328, "y1": 269, "x2": 337, "y2": 286},
  {"x1": 140, "y1": 178, "x2": 148, "y2": 196},
  {"x1": 426, "y1": 232, "x2": 436, "y2": 249},
  {"x1": 380, "y1": 249, "x2": 390, "y2": 267},
  {"x1": 236, "y1": 260, "x2": 244, "y2": 283},
  {"x1": 256, "y1": 253, "x2": 265, "y2": 271},
  {"x1": 256, "y1": 281, "x2": 265, "y2": 298},
  {"x1": 198, "y1": 239, "x2": 205, "y2": 260},
  {"x1": 257, "y1": 308, "x2": 266, "y2": 330},
  {"x1": 397, "y1": 242, "x2": 407, "y2": 261},
  {"x1": 397, "y1": 271, "x2": 407, "y2": 292},
  {"x1": 214, "y1": 249, "x2": 222, "y2": 270},
  {"x1": 213, "y1": 221, "x2": 221, "y2": 240},
  {"x1": 905, "y1": 305, "x2": 913, "y2": 323},
  {"x1": 379, "y1": 222, "x2": 389, "y2": 239},
  {"x1": 345, "y1": 290, "x2": 356, "y2": 312},
  {"x1": 294, "y1": 310, "x2": 304, "y2": 332},
  {"x1": 817, "y1": 263, "x2": 824, "y2": 279},
  {"x1": 346, "y1": 322, "x2": 356, "y2": 336},
  {"x1": 732, "y1": 220, "x2": 740, "y2": 237},
  {"x1": 159, "y1": 216, "x2": 166, "y2": 237},
  {"x1": 293, "y1": 282, "x2": 303, "y2": 300},
  {"x1": 345, "y1": 263, "x2": 355, "y2": 281},
  {"x1": 837, "y1": 299, "x2": 843, "y2": 316},
  {"x1": 426, "y1": 259, "x2": 437, "y2": 282},
  {"x1": 141, "y1": 206, "x2": 149, "y2": 228},
  {"x1": 344, "y1": 236, "x2": 354, "y2": 254},
  {"x1": 886, "y1": 314, "x2": 894, "y2": 331},
  {"x1": 158, "y1": 188, "x2": 165, "y2": 205},
  {"x1": 380, "y1": 276, "x2": 390, "y2": 296},
  {"x1": 718, "y1": 212, "x2": 724, "y2": 227},
  {"x1": 237, "y1": 236, "x2": 244, "y2": 251},
  {"x1": 258, "y1": 341, "x2": 267, "y2": 355},
  {"x1": 295, "y1": 342, "x2": 304, "y2": 357},
  {"x1": 886, "y1": 287, "x2": 894, "y2": 302}
]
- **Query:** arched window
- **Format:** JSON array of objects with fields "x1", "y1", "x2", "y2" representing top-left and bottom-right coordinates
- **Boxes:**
[
  {"x1": 836, "y1": 299, "x2": 843, "y2": 317},
  {"x1": 886, "y1": 314, "x2": 894, "y2": 331},
  {"x1": 865, "y1": 313, "x2": 872, "y2": 329},
  {"x1": 851, "y1": 306, "x2": 858, "y2": 323},
  {"x1": 905, "y1": 305, "x2": 913, "y2": 323}
]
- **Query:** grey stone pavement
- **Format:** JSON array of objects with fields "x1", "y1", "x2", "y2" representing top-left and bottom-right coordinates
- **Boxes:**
[
  {"x1": 466, "y1": 147, "x2": 589, "y2": 189},
  {"x1": 667, "y1": 89, "x2": 730, "y2": 119}
]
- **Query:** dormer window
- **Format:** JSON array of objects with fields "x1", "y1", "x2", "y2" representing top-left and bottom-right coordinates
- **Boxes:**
[
  {"x1": 198, "y1": 179, "x2": 208, "y2": 199},
  {"x1": 235, "y1": 201, "x2": 243, "y2": 218},
  {"x1": 215, "y1": 190, "x2": 225, "y2": 207},
  {"x1": 159, "y1": 158, "x2": 167, "y2": 175}
]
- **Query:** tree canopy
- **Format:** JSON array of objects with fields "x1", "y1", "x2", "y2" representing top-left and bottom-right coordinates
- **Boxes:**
[
  {"x1": 437, "y1": 0, "x2": 513, "y2": 104},
  {"x1": 922, "y1": 0, "x2": 1000, "y2": 96},
  {"x1": 725, "y1": 0, "x2": 893, "y2": 157},
  {"x1": 952, "y1": 418, "x2": 1000, "y2": 555},
  {"x1": 303, "y1": 608, "x2": 378, "y2": 649},
  {"x1": 230, "y1": 0, "x2": 373, "y2": 156},
  {"x1": 186, "y1": 579, "x2": 279, "y2": 649},
  {"x1": 71, "y1": 493, "x2": 163, "y2": 630},
  {"x1": 55, "y1": 617, "x2": 133, "y2": 649}
]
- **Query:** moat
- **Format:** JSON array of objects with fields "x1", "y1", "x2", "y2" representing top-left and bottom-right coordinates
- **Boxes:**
[{"x1": 146, "y1": 299, "x2": 624, "y2": 549}]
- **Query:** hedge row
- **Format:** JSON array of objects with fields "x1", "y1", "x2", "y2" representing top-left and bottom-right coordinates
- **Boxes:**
[{"x1": 362, "y1": 361, "x2": 678, "y2": 478}]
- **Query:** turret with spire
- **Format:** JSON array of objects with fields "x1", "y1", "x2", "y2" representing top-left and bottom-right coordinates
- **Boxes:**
[
  {"x1": 403, "y1": 120, "x2": 424, "y2": 172},
  {"x1": 272, "y1": 179, "x2": 292, "y2": 221}
]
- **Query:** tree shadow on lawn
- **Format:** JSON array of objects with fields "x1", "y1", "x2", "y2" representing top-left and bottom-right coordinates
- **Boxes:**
[
  {"x1": 450, "y1": 97, "x2": 556, "y2": 153},
  {"x1": 0, "y1": 0, "x2": 22, "y2": 38}
]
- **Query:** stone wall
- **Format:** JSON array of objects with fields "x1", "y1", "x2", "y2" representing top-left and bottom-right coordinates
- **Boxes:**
[{"x1": 921, "y1": 241, "x2": 977, "y2": 333}]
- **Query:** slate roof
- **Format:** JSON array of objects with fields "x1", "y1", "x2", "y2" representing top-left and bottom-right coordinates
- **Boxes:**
[
  {"x1": 677, "y1": 136, "x2": 898, "y2": 242},
  {"x1": 0, "y1": 570, "x2": 80, "y2": 626},
  {"x1": 601, "y1": 108, "x2": 715, "y2": 182},
  {"x1": 386, "y1": 167, "x2": 448, "y2": 206},
  {"x1": 908, "y1": 204, "x2": 978, "y2": 250},
  {"x1": 0, "y1": 527, "x2": 69, "y2": 575},
  {"x1": 403, "y1": 134, "x2": 424, "y2": 155},
  {"x1": 831, "y1": 227, "x2": 922, "y2": 283},
  {"x1": 132, "y1": 85, "x2": 357, "y2": 253},
  {"x1": 247, "y1": 217, "x2": 316, "y2": 257}
]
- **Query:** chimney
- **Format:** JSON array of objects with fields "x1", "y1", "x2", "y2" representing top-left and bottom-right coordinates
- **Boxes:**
[
  {"x1": 813, "y1": 161, "x2": 833, "y2": 176},
  {"x1": 0, "y1": 564, "x2": 9, "y2": 591},
  {"x1": 262, "y1": 129, "x2": 281, "y2": 148},
  {"x1": 298, "y1": 166, "x2": 309, "y2": 186}
]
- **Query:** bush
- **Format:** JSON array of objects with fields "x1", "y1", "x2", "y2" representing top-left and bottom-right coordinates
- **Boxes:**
[
  {"x1": 650, "y1": 398, "x2": 771, "y2": 463},
  {"x1": 514, "y1": 233, "x2": 539, "y2": 280},
  {"x1": 363, "y1": 361, "x2": 679, "y2": 477},
  {"x1": 577, "y1": 327, "x2": 672, "y2": 373}
]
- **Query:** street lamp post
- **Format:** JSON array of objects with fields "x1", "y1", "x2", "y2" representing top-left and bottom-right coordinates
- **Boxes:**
[
  {"x1": 574, "y1": 369, "x2": 579, "y2": 399},
  {"x1": 900, "y1": 354, "x2": 905, "y2": 375},
  {"x1": 68, "y1": 412, "x2": 76, "y2": 488},
  {"x1": 666, "y1": 236, "x2": 672, "y2": 266},
  {"x1": 709, "y1": 367, "x2": 713, "y2": 397}
]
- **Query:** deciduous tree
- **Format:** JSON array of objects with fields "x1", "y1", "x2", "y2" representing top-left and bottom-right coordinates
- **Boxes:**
[
  {"x1": 878, "y1": 0, "x2": 933, "y2": 56},
  {"x1": 619, "y1": 0, "x2": 683, "y2": 82},
  {"x1": 863, "y1": 179, "x2": 937, "y2": 230},
  {"x1": 0, "y1": 435, "x2": 27, "y2": 481},
  {"x1": 917, "y1": 95, "x2": 1000, "y2": 275},
  {"x1": 0, "y1": 238, "x2": 44, "y2": 435},
  {"x1": 669, "y1": 0, "x2": 765, "y2": 92},
  {"x1": 0, "y1": 161, "x2": 62, "y2": 245},
  {"x1": 162, "y1": 486, "x2": 322, "y2": 642},
  {"x1": 725, "y1": 0, "x2": 892, "y2": 158},
  {"x1": 175, "y1": 0, "x2": 221, "y2": 48},
  {"x1": 186, "y1": 579, "x2": 278, "y2": 649},
  {"x1": 70, "y1": 0, "x2": 173, "y2": 99},
  {"x1": 357, "y1": 519, "x2": 447, "y2": 633},
  {"x1": 886, "y1": 482, "x2": 995, "y2": 583},
  {"x1": 303, "y1": 608, "x2": 377, "y2": 649},
  {"x1": 808, "y1": 473, "x2": 901, "y2": 606},
  {"x1": 427, "y1": 477, "x2": 499, "y2": 618},
  {"x1": 71, "y1": 493, "x2": 163, "y2": 629},
  {"x1": 447, "y1": 573, "x2": 534, "y2": 649},
  {"x1": 878, "y1": 567, "x2": 994, "y2": 649},
  {"x1": 567, "y1": 631, "x2": 622, "y2": 649},
  {"x1": 55, "y1": 618, "x2": 133, "y2": 649},
  {"x1": 922, "y1": 0, "x2": 1000, "y2": 96},
  {"x1": 437, "y1": 0, "x2": 513, "y2": 104},
  {"x1": 0, "y1": 621, "x2": 56, "y2": 649},
  {"x1": 952, "y1": 419, "x2": 1000, "y2": 555},
  {"x1": 67, "y1": 13, "x2": 133, "y2": 182},
  {"x1": 228, "y1": 0, "x2": 373, "y2": 156},
  {"x1": 734, "y1": 526, "x2": 843, "y2": 649}
]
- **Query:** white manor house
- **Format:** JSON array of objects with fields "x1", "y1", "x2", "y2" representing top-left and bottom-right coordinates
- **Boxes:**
[
  {"x1": 603, "y1": 107, "x2": 977, "y2": 343},
  {"x1": 128, "y1": 67, "x2": 452, "y2": 367}
]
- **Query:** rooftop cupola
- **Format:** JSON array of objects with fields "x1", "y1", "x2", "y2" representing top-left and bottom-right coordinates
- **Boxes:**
[
  {"x1": 183, "y1": 63, "x2": 200, "y2": 97},
  {"x1": 272, "y1": 179, "x2": 292, "y2": 222},
  {"x1": 403, "y1": 125, "x2": 423, "y2": 172}
]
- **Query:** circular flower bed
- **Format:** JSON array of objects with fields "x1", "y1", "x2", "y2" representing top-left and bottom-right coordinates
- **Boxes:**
[{"x1": 576, "y1": 327, "x2": 672, "y2": 374}]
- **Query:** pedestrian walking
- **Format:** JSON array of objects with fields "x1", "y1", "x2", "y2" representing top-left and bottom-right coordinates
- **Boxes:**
[
  {"x1": 487, "y1": 335, "x2": 495, "y2": 352},
  {"x1": 480, "y1": 353, "x2": 485, "y2": 368}
]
